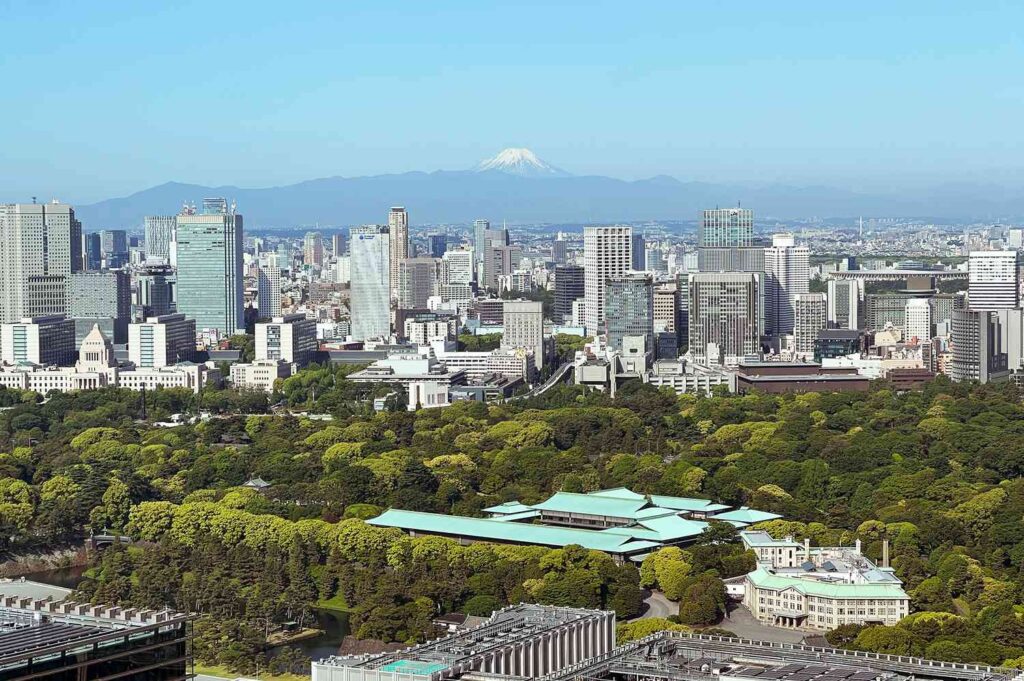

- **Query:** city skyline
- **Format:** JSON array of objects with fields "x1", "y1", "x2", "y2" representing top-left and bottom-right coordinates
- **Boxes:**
[{"x1": 2, "y1": 3, "x2": 1023, "y2": 204}]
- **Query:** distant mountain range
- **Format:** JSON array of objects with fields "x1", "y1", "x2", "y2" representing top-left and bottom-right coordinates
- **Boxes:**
[{"x1": 73, "y1": 149, "x2": 1024, "y2": 228}]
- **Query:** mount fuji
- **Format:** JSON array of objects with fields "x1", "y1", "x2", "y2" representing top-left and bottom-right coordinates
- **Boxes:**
[
  {"x1": 475, "y1": 148, "x2": 571, "y2": 178},
  {"x1": 67, "y1": 148, "x2": 1008, "y2": 227}
]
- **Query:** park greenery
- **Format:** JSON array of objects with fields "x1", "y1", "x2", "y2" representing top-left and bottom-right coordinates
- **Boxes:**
[{"x1": 0, "y1": 373, "x2": 1023, "y2": 670}]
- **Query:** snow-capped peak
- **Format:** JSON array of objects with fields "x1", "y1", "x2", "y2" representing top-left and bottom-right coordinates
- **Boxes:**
[{"x1": 475, "y1": 148, "x2": 570, "y2": 177}]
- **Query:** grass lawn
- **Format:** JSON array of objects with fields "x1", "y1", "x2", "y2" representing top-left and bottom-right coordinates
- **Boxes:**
[
  {"x1": 316, "y1": 592, "x2": 352, "y2": 612},
  {"x1": 193, "y1": 662, "x2": 310, "y2": 681}
]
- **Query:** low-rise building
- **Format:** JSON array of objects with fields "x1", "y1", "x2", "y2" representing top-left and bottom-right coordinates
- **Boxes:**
[
  {"x1": 348, "y1": 353, "x2": 466, "y2": 411},
  {"x1": 231, "y1": 359, "x2": 292, "y2": 392},
  {"x1": 739, "y1": 530, "x2": 910, "y2": 631},
  {"x1": 646, "y1": 358, "x2": 736, "y2": 395}
]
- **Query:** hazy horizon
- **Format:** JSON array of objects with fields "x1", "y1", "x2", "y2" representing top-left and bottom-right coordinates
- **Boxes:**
[{"x1": 3, "y1": 2, "x2": 1023, "y2": 205}]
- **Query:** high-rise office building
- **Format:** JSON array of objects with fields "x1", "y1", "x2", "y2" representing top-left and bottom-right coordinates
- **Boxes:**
[
  {"x1": 501, "y1": 300, "x2": 545, "y2": 370},
  {"x1": 100, "y1": 230, "x2": 128, "y2": 268},
  {"x1": 68, "y1": 271, "x2": 131, "y2": 345},
  {"x1": 144, "y1": 216, "x2": 175, "y2": 261},
  {"x1": 552, "y1": 239, "x2": 568, "y2": 265},
  {"x1": 653, "y1": 284, "x2": 681, "y2": 340},
  {"x1": 129, "y1": 313, "x2": 196, "y2": 368},
  {"x1": 697, "y1": 207, "x2": 762, "y2": 272},
  {"x1": 256, "y1": 314, "x2": 317, "y2": 366},
  {"x1": 303, "y1": 231, "x2": 324, "y2": 266},
  {"x1": 388, "y1": 207, "x2": 409, "y2": 299},
  {"x1": 949, "y1": 308, "x2": 1020, "y2": 383},
  {"x1": 605, "y1": 274, "x2": 654, "y2": 353},
  {"x1": 968, "y1": 250, "x2": 1019, "y2": 311},
  {"x1": 473, "y1": 219, "x2": 490, "y2": 263},
  {"x1": 631, "y1": 233, "x2": 646, "y2": 271},
  {"x1": 0, "y1": 315, "x2": 76, "y2": 366},
  {"x1": 793, "y1": 293, "x2": 826, "y2": 356},
  {"x1": 763, "y1": 233, "x2": 810, "y2": 336},
  {"x1": 583, "y1": 226, "x2": 632, "y2": 335},
  {"x1": 331, "y1": 233, "x2": 346, "y2": 256},
  {"x1": 398, "y1": 257, "x2": 441, "y2": 310},
  {"x1": 442, "y1": 249, "x2": 475, "y2": 285},
  {"x1": 554, "y1": 265, "x2": 585, "y2": 324},
  {"x1": 175, "y1": 198, "x2": 244, "y2": 335},
  {"x1": 257, "y1": 252, "x2": 282, "y2": 317},
  {"x1": 135, "y1": 265, "x2": 176, "y2": 318},
  {"x1": 350, "y1": 225, "x2": 391, "y2": 340},
  {"x1": 827, "y1": 279, "x2": 863, "y2": 329},
  {"x1": 484, "y1": 242, "x2": 521, "y2": 290},
  {"x1": 905, "y1": 298, "x2": 932, "y2": 344},
  {"x1": 83, "y1": 232, "x2": 102, "y2": 270},
  {"x1": 0, "y1": 202, "x2": 82, "y2": 324},
  {"x1": 688, "y1": 272, "x2": 763, "y2": 362},
  {"x1": 429, "y1": 234, "x2": 447, "y2": 259}
]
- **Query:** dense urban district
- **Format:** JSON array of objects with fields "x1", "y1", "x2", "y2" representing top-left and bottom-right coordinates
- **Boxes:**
[{"x1": 4, "y1": 192, "x2": 1024, "y2": 681}]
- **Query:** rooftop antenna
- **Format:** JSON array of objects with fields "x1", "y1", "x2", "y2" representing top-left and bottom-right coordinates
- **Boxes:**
[{"x1": 31, "y1": 196, "x2": 37, "y2": 204}]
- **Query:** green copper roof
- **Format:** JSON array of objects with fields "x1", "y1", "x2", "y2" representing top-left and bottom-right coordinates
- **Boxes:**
[
  {"x1": 588, "y1": 487, "x2": 646, "y2": 501},
  {"x1": 369, "y1": 509, "x2": 660, "y2": 555},
  {"x1": 650, "y1": 494, "x2": 731, "y2": 513},
  {"x1": 746, "y1": 567, "x2": 910, "y2": 599},
  {"x1": 709, "y1": 507, "x2": 782, "y2": 524},
  {"x1": 482, "y1": 501, "x2": 535, "y2": 515},
  {"x1": 531, "y1": 491, "x2": 655, "y2": 518},
  {"x1": 379, "y1": 660, "x2": 450, "y2": 675}
]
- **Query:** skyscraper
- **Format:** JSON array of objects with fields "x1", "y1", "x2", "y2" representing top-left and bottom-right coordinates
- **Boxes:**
[
  {"x1": 331, "y1": 233, "x2": 346, "y2": 256},
  {"x1": 630, "y1": 232, "x2": 646, "y2": 271},
  {"x1": 827, "y1": 279, "x2": 863, "y2": 329},
  {"x1": 303, "y1": 231, "x2": 324, "y2": 266},
  {"x1": 501, "y1": 300, "x2": 545, "y2": 370},
  {"x1": 551, "y1": 238, "x2": 568, "y2": 265},
  {"x1": 698, "y1": 207, "x2": 762, "y2": 272},
  {"x1": 442, "y1": 249, "x2": 475, "y2": 285},
  {"x1": 688, "y1": 272, "x2": 763, "y2": 363},
  {"x1": 100, "y1": 230, "x2": 128, "y2": 268},
  {"x1": 763, "y1": 233, "x2": 810, "y2": 336},
  {"x1": 429, "y1": 234, "x2": 447, "y2": 259},
  {"x1": 68, "y1": 271, "x2": 131, "y2": 345},
  {"x1": 135, "y1": 265, "x2": 175, "y2": 318},
  {"x1": 398, "y1": 257, "x2": 441, "y2": 310},
  {"x1": 257, "y1": 252, "x2": 282, "y2": 318},
  {"x1": 554, "y1": 265, "x2": 585, "y2": 324},
  {"x1": 793, "y1": 293, "x2": 826, "y2": 356},
  {"x1": 905, "y1": 297, "x2": 932, "y2": 344},
  {"x1": 144, "y1": 216, "x2": 176, "y2": 261},
  {"x1": 605, "y1": 274, "x2": 654, "y2": 352},
  {"x1": 473, "y1": 219, "x2": 490, "y2": 263},
  {"x1": 350, "y1": 225, "x2": 391, "y2": 340},
  {"x1": 388, "y1": 207, "x2": 409, "y2": 299},
  {"x1": 968, "y1": 251, "x2": 1019, "y2": 311},
  {"x1": 0, "y1": 202, "x2": 82, "y2": 324},
  {"x1": 484, "y1": 243, "x2": 521, "y2": 290},
  {"x1": 175, "y1": 198, "x2": 244, "y2": 335},
  {"x1": 583, "y1": 226, "x2": 632, "y2": 335},
  {"x1": 83, "y1": 232, "x2": 102, "y2": 270}
]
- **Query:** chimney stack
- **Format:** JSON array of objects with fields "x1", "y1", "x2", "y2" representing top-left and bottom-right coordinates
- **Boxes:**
[
  {"x1": 882, "y1": 539, "x2": 890, "y2": 568},
  {"x1": 804, "y1": 538, "x2": 810, "y2": 563}
]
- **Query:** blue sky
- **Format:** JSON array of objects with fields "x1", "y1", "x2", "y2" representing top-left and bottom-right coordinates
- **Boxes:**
[{"x1": 2, "y1": 1, "x2": 1022, "y2": 203}]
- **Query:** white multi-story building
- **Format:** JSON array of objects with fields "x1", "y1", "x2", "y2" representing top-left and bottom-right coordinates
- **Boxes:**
[
  {"x1": 793, "y1": 293, "x2": 826, "y2": 356},
  {"x1": 645, "y1": 359, "x2": 735, "y2": 395},
  {"x1": 740, "y1": 530, "x2": 910, "y2": 631},
  {"x1": 968, "y1": 250, "x2": 1018, "y2": 310},
  {"x1": 257, "y1": 252, "x2": 282, "y2": 316},
  {"x1": 0, "y1": 315, "x2": 76, "y2": 367},
  {"x1": 348, "y1": 353, "x2": 462, "y2": 411},
  {"x1": 404, "y1": 317, "x2": 458, "y2": 345},
  {"x1": 583, "y1": 226, "x2": 632, "y2": 336},
  {"x1": 442, "y1": 248, "x2": 475, "y2": 285},
  {"x1": 501, "y1": 300, "x2": 545, "y2": 370},
  {"x1": 904, "y1": 297, "x2": 932, "y2": 344},
  {"x1": 256, "y1": 314, "x2": 317, "y2": 366},
  {"x1": 230, "y1": 359, "x2": 292, "y2": 393},
  {"x1": 0, "y1": 202, "x2": 82, "y2": 323},
  {"x1": 388, "y1": 207, "x2": 409, "y2": 299},
  {"x1": 350, "y1": 225, "x2": 391, "y2": 340},
  {"x1": 764, "y1": 233, "x2": 810, "y2": 336},
  {"x1": 144, "y1": 216, "x2": 176, "y2": 261},
  {"x1": 128, "y1": 314, "x2": 196, "y2": 368},
  {"x1": 333, "y1": 255, "x2": 351, "y2": 285},
  {"x1": 435, "y1": 348, "x2": 531, "y2": 380}
]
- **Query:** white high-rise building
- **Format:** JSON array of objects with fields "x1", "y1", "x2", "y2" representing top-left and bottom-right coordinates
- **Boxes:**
[
  {"x1": 350, "y1": 225, "x2": 391, "y2": 340},
  {"x1": 0, "y1": 202, "x2": 82, "y2": 324},
  {"x1": 905, "y1": 298, "x2": 932, "y2": 344},
  {"x1": 128, "y1": 314, "x2": 196, "y2": 368},
  {"x1": 793, "y1": 293, "x2": 826, "y2": 356},
  {"x1": 442, "y1": 248, "x2": 475, "y2": 285},
  {"x1": 334, "y1": 255, "x2": 351, "y2": 285},
  {"x1": 256, "y1": 314, "x2": 317, "y2": 366},
  {"x1": 388, "y1": 207, "x2": 409, "y2": 299},
  {"x1": 501, "y1": 300, "x2": 545, "y2": 370},
  {"x1": 257, "y1": 252, "x2": 282, "y2": 317},
  {"x1": 583, "y1": 226, "x2": 632, "y2": 336},
  {"x1": 968, "y1": 251, "x2": 1018, "y2": 311},
  {"x1": 144, "y1": 216, "x2": 176, "y2": 261},
  {"x1": 764, "y1": 233, "x2": 810, "y2": 336}
]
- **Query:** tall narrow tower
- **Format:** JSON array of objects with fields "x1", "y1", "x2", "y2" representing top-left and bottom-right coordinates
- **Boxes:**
[{"x1": 388, "y1": 207, "x2": 409, "y2": 299}]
